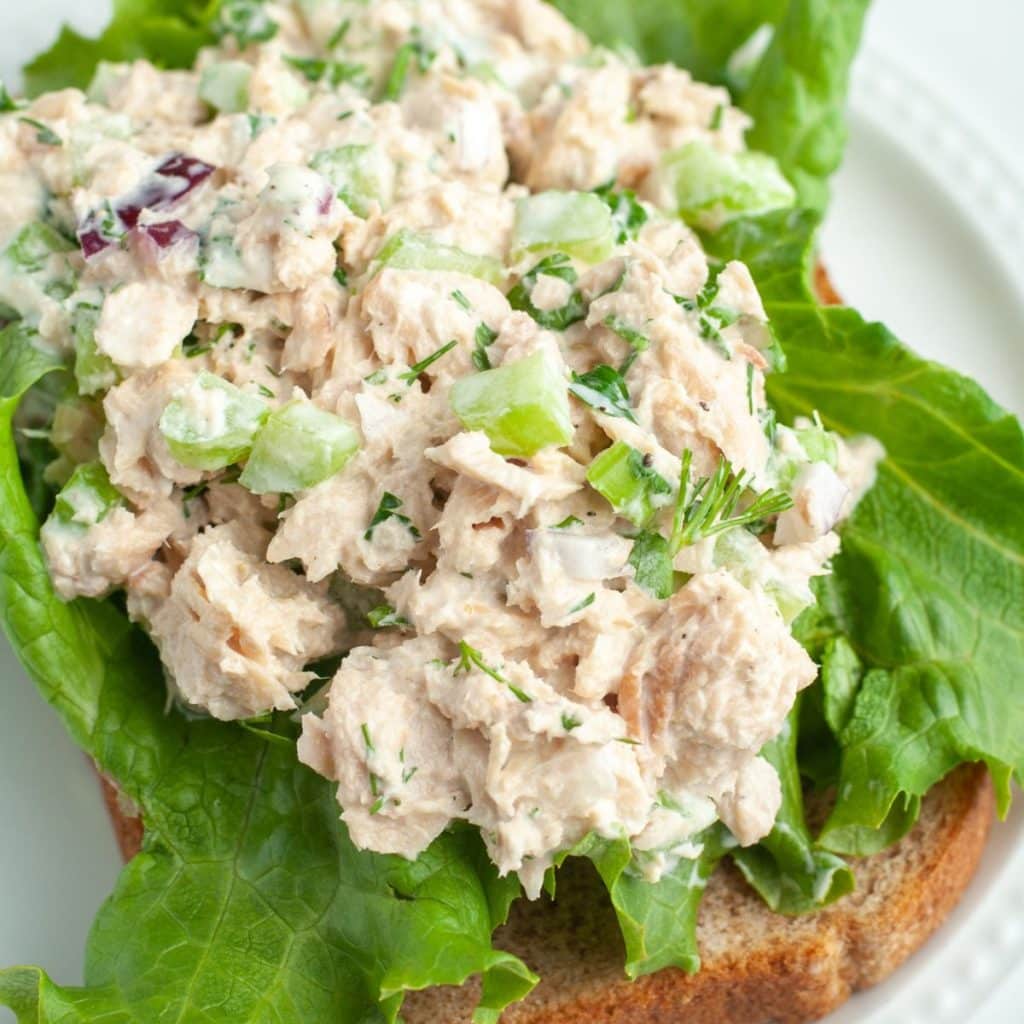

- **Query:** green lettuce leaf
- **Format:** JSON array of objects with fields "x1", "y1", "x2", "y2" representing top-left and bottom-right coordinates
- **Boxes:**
[
  {"x1": 0, "y1": 327, "x2": 535, "y2": 1022},
  {"x1": 730, "y1": 701, "x2": 854, "y2": 912},
  {"x1": 568, "y1": 826, "x2": 734, "y2": 977},
  {"x1": 708, "y1": 210, "x2": 1024, "y2": 852},
  {"x1": 23, "y1": 0, "x2": 214, "y2": 96},
  {"x1": 742, "y1": 0, "x2": 871, "y2": 210}
]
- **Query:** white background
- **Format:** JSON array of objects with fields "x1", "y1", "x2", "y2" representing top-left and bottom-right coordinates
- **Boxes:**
[{"x1": 1, "y1": 3, "x2": 1022, "y2": 1023}]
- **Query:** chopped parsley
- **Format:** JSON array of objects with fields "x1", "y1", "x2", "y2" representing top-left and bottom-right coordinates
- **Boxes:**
[
  {"x1": 285, "y1": 57, "x2": 370, "y2": 90},
  {"x1": 561, "y1": 713, "x2": 582, "y2": 732},
  {"x1": 367, "y1": 604, "x2": 411, "y2": 629},
  {"x1": 552, "y1": 515, "x2": 582, "y2": 529},
  {"x1": 361, "y1": 722, "x2": 374, "y2": 751},
  {"x1": 398, "y1": 338, "x2": 457, "y2": 384},
  {"x1": 627, "y1": 530, "x2": 674, "y2": 600},
  {"x1": 592, "y1": 182, "x2": 649, "y2": 243},
  {"x1": 334, "y1": 266, "x2": 349, "y2": 288},
  {"x1": 451, "y1": 289, "x2": 472, "y2": 311},
  {"x1": 569, "y1": 364, "x2": 636, "y2": 422},
  {"x1": 364, "y1": 492, "x2": 421, "y2": 541},
  {"x1": 709, "y1": 103, "x2": 725, "y2": 131},
  {"x1": 215, "y1": 0, "x2": 279, "y2": 48},
  {"x1": 507, "y1": 253, "x2": 587, "y2": 331}
]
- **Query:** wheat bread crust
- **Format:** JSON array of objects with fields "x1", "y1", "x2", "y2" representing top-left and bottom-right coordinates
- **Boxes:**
[{"x1": 97, "y1": 263, "x2": 995, "y2": 1023}]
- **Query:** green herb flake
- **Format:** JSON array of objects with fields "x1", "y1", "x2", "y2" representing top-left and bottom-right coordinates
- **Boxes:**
[
  {"x1": 0, "y1": 81, "x2": 19, "y2": 113},
  {"x1": 453, "y1": 640, "x2": 532, "y2": 703},
  {"x1": 472, "y1": 322, "x2": 498, "y2": 371},
  {"x1": 507, "y1": 253, "x2": 588, "y2": 331},
  {"x1": 592, "y1": 182, "x2": 648, "y2": 244},
  {"x1": 567, "y1": 592, "x2": 596, "y2": 615},
  {"x1": 367, "y1": 604, "x2": 411, "y2": 629},
  {"x1": 398, "y1": 338, "x2": 457, "y2": 384},
  {"x1": 569, "y1": 365, "x2": 636, "y2": 422},
  {"x1": 451, "y1": 289, "x2": 472, "y2": 311},
  {"x1": 365, "y1": 491, "x2": 421, "y2": 541},
  {"x1": 285, "y1": 57, "x2": 370, "y2": 90},
  {"x1": 709, "y1": 103, "x2": 725, "y2": 131},
  {"x1": 561, "y1": 713, "x2": 582, "y2": 732},
  {"x1": 19, "y1": 117, "x2": 61, "y2": 146}
]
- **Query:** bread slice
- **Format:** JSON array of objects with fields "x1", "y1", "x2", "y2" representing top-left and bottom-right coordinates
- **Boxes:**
[{"x1": 97, "y1": 264, "x2": 994, "y2": 1023}]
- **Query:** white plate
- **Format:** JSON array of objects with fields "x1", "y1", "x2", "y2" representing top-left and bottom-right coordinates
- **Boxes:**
[{"x1": 1, "y1": 9, "x2": 1023, "y2": 1024}]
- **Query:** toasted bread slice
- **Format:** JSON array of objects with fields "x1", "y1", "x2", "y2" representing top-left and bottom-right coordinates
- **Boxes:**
[
  {"x1": 98, "y1": 264, "x2": 995, "y2": 1024},
  {"x1": 402, "y1": 764, "x2": 992, "y2": 1024}
]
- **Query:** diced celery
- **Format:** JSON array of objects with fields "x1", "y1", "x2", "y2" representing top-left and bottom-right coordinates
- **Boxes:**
[
  {"x1": 586, "y1": 441, "x2": 673, "y2": 526},
  {"x1": 450, "y1": 352, "x2": 573, "y2": 457},
  {"x1": 310, "y1": 144, "x2": 392, "y2": 217},
  {"x1": 159, "y1": 371, "x2": 269, "y2": 471},
  {"x1": 201, "y1": 236, "x2": 249, "y2": 289},
  {"x1": 513, "y1": 191, "x2": 616, "y2": 263},
  {"x1": 375, "y1": 230, "x2": 505, "y2": 286},
  {"x1": 795, "y1": 422, "x2": 839, "y2": 468},
  {"x1": 199, "y1": 61, "x2": 253, "y2": 114},
  {"x1": 72, "y1": 305, "x2": 117, "y2": 396},
  {"x1": 5, "y1": 222, "x2": 75, "y2": 273},
  {"x1": 50, "y1": 461, "x2": 123, "y2": 530},
  {"x1": 240, "y1": 401, "x2": 360, "y2": 494},
  {"x1": 660, "y1": 141, "x2": 796, "y2": 230}
]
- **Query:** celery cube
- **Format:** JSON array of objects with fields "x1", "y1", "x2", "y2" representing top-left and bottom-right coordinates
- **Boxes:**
[
  {"x1": 199, "y1": 61, "x2": 253, "y2": 114},
  {"x1": 240, "y1": 401, "x2": 360, "y2": 494},
  {"x1": 311, "y1": 145, "x2": 391, "y2": 217},
  {"x1": 660, "y1": 142, "x2": 795, "y2": 230},
  {"x1": 375, "y1": 230, "x2": 505, "y2": 285},
  {"x1": 450, "y1": 352, "x2": 574, "y2": 457},
  {"x1": 160, "y1": 372, "x2": 269, "y2": 471},
  {"x1": 513, "y1": 191, "x2": 615, "y2": 263},
  {"x1": 51, "y1": 461, "x2": 123, "y2": 530},
  {"x1": 586, "y1": 441, "x2": 673, "y2": 525}
]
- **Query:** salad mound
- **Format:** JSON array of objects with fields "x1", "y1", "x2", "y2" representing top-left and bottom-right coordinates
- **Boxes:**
[{"x1": 0, "y1": 2, "x2": 1021, "y2": 1022}]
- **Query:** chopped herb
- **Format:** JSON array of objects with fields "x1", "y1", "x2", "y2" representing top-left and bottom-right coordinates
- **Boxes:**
[
  {"x1": 569, "y1": 364, "x2": 636, "y2": 422},
  {"x1": 369, "y1": 796, "x2": 386, "y2": 815},
  {"x1": 454, "y1": 640, "x2": 532, "y2": 703},
  {"x1": 336, "y1": 110, "x2": 354, "y2": 121},
  {"x1": 471, "y1": 322, "x2": 498, "y2": 371},
  {"x1": 561, "y1": 713, "x2": 582, "y2": 731},
  {"x1": 215, "y1": 0, "x2": 279, "y2": 47},
  {"x1": 669, "y1": 449, "x2": 793, "y2": 554},
  {"x1": 0, "y1": 81, "x2": 19, "y2": 112},
  {"x1": 327, "y1": 17, "x2": 351, "y2": 50},
  {"x1": 247, "y1": 113, "x2": 274, "y2": 137},
  {"x1": 365, "y1": 491, "x2": 421, "y2": 541},
  {"x1": 604, "y1": 313, "x2": 650, "y2": 371},
  {"x1": 592, "y1": 182, "x2": 648, "y2": 244},
  {"x1": 19, "y1": 117, "x2": 60, "y2": 146},
  {"x1": 257, "y1": 384, "x2": 274, "y2": 398},
  {"x1": 182, "y1": 334, "x2": 211, "y2": 358},
  {"x1": 214, "y1": 322, "x2": 243, "y2": 343},
  {"x1": 746, "y1": 361, "x2": 755, "y2": 415},
  {"x1": 552, "y1": 515, "x2": 582, "y2": 529},
  {"x1": 285, "y1": 57, "x2": 370, "y2": 90},
  {"x1": 759, "y1": 406, "x2": 778, "y2": 444},
  {"x1": 402, "y1": 765, "x2": 418, "y2": 784},
  {"x1": 364, "y1": 369, "x2": 388, "y2": 385},
  {"x1": 398, "y1": 338, "x2": 457, "y2": 384},
  {"x1": 709, "y1": 103, "x2": 725, "y2": 131},
  {"x1": 627, "y1": 530, "x2": 674, "y2": 599},
  {"x1": 507, "y1": 253, "x2": 587, "y2": 331},
  {"x1": 673, "y1": 272, "x2": 741, "y2": 361},
  {"x1": 265, "y1": 363, "x2": 281, "y2": 377},
  {"x1": 334, "y1": 266, "x2": 349, "y2": 288},
  {"x1": 567, "y1": 592, "x2": 595, "y2": 615},
  {"x1": 451, "y1": 289, "x2": 472, "y2": 311},
  {"x1": 616, "y1": 736, "x2": 641, "y2": 746},
  {"x1": 383, "y1": 31, "x2": 436, "y2": 101},
  {"x1": 367, "y1": 604, "x2": 411, "y2": 629},
  {"x1": 361, "y1": 723, "x2": 374, "y2": 751}
]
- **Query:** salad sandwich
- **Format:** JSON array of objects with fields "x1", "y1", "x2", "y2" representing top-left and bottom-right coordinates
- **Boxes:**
[{"x1": 0, "y1": 1, "x2": 1021, "y2": 1022}]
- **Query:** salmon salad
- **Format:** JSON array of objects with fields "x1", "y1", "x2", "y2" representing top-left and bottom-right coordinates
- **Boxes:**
[{"x1": 3, "y1": 0, "x2": 883, "y2": 898}]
